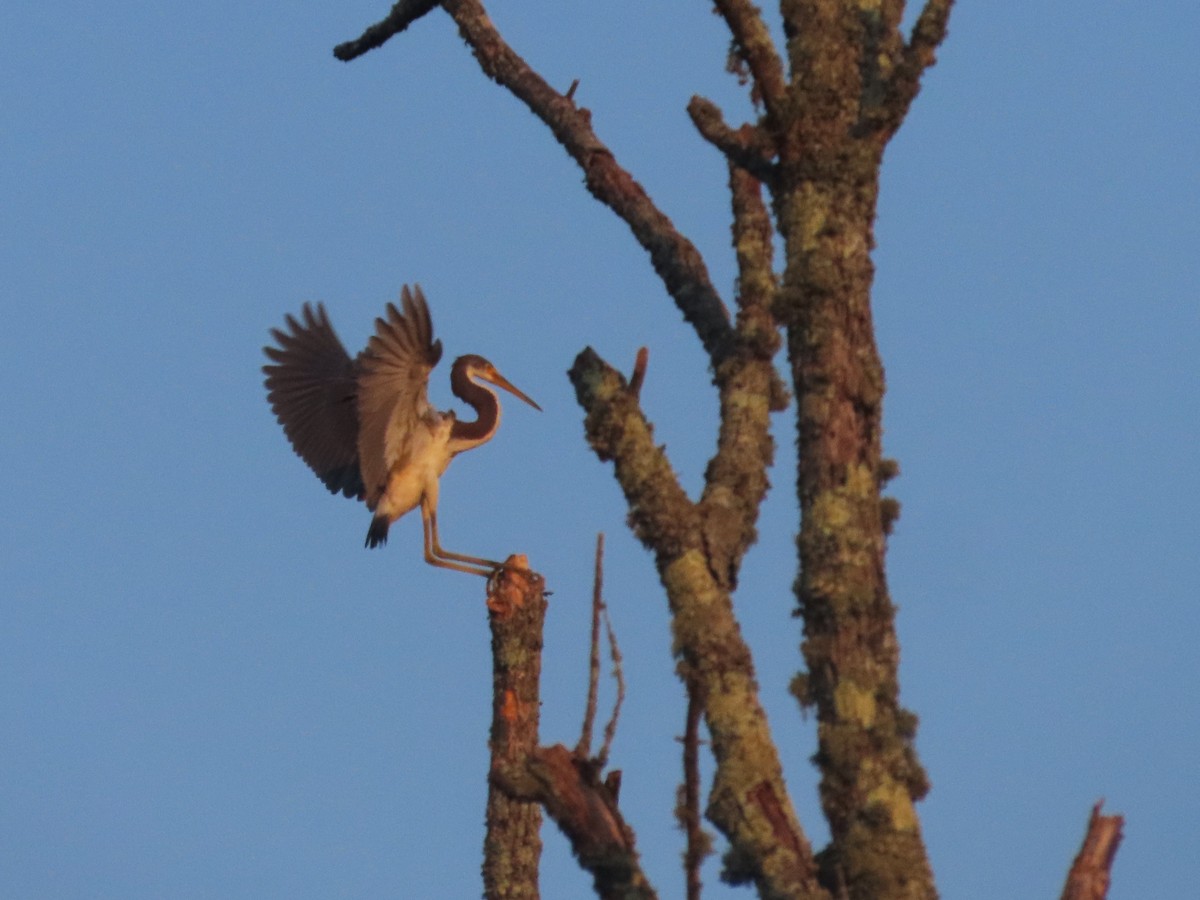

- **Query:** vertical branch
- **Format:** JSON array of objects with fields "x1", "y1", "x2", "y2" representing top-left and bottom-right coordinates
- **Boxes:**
[
  {"x1": 577, "y1": 534, "x2": 606, "y2": 757},
  {"x1": 483, "y1": 558, "x2": 546, "y2": 900},
  {"x1": 678, "y1": 686, "x2": 709, "y2": 900},
  {"x1": 596, "y1": 602, "x2": 625, "y2": 769},
  {"x1": 768, "y1": 1, "x2": 953, "y2": 897}
]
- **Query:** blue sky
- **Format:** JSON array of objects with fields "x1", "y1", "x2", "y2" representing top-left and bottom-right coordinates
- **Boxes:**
[{"x1": 3, "y1": 2, "x2": 1197, "y2": 897}]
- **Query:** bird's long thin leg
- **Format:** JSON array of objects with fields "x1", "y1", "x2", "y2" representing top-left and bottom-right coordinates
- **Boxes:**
[
  {"x1": 421, "y1": 505, "x2": 496, "y2": 577},
  {"x1": 427, "y1": 508, "x2": 507, "y2": 571}
]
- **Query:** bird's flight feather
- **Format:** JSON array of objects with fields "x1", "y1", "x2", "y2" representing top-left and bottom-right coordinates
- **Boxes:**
[{"x1": 262, "y1": 303, "x2": 364, "y2": 498}]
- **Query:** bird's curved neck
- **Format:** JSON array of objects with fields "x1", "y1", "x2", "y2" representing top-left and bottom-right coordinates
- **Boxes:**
[{"x1": 448, "y1": 361, "x2": 500, "y2": 451}]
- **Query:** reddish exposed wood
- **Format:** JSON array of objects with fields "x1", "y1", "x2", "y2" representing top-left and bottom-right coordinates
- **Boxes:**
[
  {"x1": 483, "y1": 561, "x2": 545, "y2": 900},
  {"x1": 516, "y1": 745, "x2": 655, "y2": 900},
  {"x1": 628, "y1": 348, "x2": 648, "y2": 399},
  {"x1": 1061, "y1": 802, "x2": 1124, "y2": 900}
]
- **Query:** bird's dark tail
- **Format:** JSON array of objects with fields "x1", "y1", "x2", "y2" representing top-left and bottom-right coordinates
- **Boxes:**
[{"x1": 365, "y1": 516, "x2": 390, "y2": 549}]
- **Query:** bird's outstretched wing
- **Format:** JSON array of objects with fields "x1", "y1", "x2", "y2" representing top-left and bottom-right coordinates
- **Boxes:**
[
  {"x1": 263, "y1": 303, "x2": 365, "y2": 499},
  {"x1": 356, "y1": 285, "x2": 444, "y2": 505}
]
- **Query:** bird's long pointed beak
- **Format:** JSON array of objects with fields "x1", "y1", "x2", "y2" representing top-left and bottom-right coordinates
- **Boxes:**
[{"x1": 485, "y1": 370, "x2": 542, "y2": 412}]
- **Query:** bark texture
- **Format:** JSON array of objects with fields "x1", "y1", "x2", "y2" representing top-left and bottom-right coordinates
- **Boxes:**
[
  {"x1": 570, "y1": 349, "x2": 823, "y2": 900},
  {"x1": 483, "y1": 560, "x2": 545, "y2": 900},
  {"x1": 1061, "y1": 802, "x2": 1123, "y2": 900},
  {"x1": 763, "y1": 3, "x2": 953, "y2": 896}
]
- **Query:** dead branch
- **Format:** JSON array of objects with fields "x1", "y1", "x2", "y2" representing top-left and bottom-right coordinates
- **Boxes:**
[
  {"x1": 696, "y1": 163, "x2": 780, "y2": 591},
  {"x1": 483, "y1": 558, "x2": 546, "y2": 900},
  {"x1": 1061, "y1": 801, "x2": 1124, "y2": 900},
  {"x1": 333, "y1": 0, "x2": 438, "y2": 61},
  {"x1": 570, "y1": 348, "x2": 826, "y2": 899},
  {"x1": 577, "y1": 534, "x2": 605, "y2": 758},
  {"x1": 678, "y1": 687, "x2": 709, "y2": 900},
  {"x1": 884, "y1": 0, "x2": 956, "y2": 134},
  {"x1": 496, "y1": 744, "x2": 656, "y2": 900},
  {"x1": 712, "y1": 0, "x2": 788, "y2": 118},
  {"x1": 596, "y1": 600, "x2": 624, "y2": 769},
  {"x1": 437, "y1": 0, "x2": 736, "y2": 369},
  {"x1": 687, "y1": 96, "x2": 777, "y2": 184}
]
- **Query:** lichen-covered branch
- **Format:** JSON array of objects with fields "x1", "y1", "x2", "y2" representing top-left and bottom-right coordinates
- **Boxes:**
[
  {"x1": 697, "y1": 165, "x2": 781, "y2": 591},
  {"x1": 483, "y1": 561, "x2": 545, "y2": 900},
  {"x1": 570, "y1": 348, "x2": 826, "y2": 900},
  {"x1": 1061, "y1": 802, "x2": 1124, "y2": 900},
  {"x1": 767, "y1": 2, "x2": 951, "y2": 897},
  {"x1": 687, "y1": 96, "x2": 777, "y2": 184},
  {"x1": 885, "y1": 0, "x2": 956, "y2": 135},
  {"x1": 712, "y1": 0, "x2": 788, "y2": 118}
]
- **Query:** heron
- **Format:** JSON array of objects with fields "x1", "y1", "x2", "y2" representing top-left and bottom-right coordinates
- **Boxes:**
[{"x1": 262, "y1": 285, "x2": 540, "y2": 576}]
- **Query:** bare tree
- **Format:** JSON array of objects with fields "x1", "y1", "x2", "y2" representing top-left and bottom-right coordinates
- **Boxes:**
[{"x1": 332, "y1": 3, "x2": 1123, "y2": 899}]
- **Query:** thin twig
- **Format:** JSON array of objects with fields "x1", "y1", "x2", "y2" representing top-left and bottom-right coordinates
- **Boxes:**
[
  {"x1": 628, "y1": 347, "x2": 649, "y2": 398},
  {"x1": 883, "y1": 0, "x2": 955, "y2": 133},
  {"x1": 577, "y1": 533, "x2": 605, "y2": 757},
  {"x1": 483, "y1": 559, "x2": 546, "y2": 900},
  {"x1": 680, "y1": 686, "x2": 707, "y2": 900},
  {"x1": 596, "y1": 601, "x2": 624, "y2": 769},
  {"x1": 495, "y1": 744, "x2": 657, "y2": 900}
]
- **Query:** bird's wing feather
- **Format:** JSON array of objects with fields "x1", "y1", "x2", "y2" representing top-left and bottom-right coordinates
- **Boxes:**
[
  {"x1": 356, "y1": 285, "x2": 444, "y2": 505},
  {"x1": 263, "y1": 303, "x2": 365, "y2": 499}
]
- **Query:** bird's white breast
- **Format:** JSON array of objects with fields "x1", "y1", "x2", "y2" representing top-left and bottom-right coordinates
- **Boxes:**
[{"x1": 375, "y1": 414, "x2": 456, "y2": 521}]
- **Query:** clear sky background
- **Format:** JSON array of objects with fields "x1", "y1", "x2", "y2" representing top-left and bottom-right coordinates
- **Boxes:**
[{"x1": 3, "y1": 2, "x2": 1196, "y2": 898}]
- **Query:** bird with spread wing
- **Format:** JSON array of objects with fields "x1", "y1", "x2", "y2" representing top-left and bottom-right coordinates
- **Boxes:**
[{"x1": 263, "y1": 285, "x2": 540, "y2": 576}]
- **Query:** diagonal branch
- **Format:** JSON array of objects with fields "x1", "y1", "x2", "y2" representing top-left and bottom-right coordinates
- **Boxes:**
[
  {"x1": 437, "y1": 0, "x2": 735, "y2": 368},
  {"x1": 497, "y1": 744, "x2": 656, "y2": 900},
  {"x1": 712, "y1": 0, "x2": 788, "y2": 117},
  {"x1": 570, "y1": 348, "x2": 827, "y2": 900},
  {"x1": 333, "y1": 0, "x2": 438, "y2": 61}
]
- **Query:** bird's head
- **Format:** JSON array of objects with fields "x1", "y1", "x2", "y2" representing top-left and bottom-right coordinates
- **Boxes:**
[{"x1": 455, "y1": 354, "x2": 542, "y2": 411}]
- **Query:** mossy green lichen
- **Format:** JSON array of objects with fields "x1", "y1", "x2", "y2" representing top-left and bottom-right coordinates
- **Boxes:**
[{"x1": 834, "y1": 679, "x2": 877, "y2": 727}]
